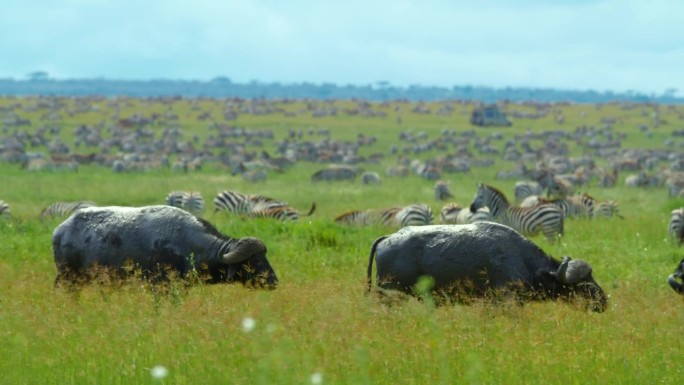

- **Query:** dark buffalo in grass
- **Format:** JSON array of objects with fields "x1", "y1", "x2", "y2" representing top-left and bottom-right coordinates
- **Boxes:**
[
  {"x1": 367, "y1": 222, "x2": 607, "y2": 312},
  {"x1": 52, "y1": 205, "x2": 277, "y2": 288}
]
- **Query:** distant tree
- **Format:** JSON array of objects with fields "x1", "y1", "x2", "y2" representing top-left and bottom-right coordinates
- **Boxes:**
[
  {"x1": 27, "y1": 71, "x2": 49, "y2": 81},
  {"x1": 210, "y1": 76, "x2": 232, "y2": 84}
]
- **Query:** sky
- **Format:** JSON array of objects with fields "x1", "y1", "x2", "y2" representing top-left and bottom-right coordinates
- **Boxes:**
[{"x1": 2, "y1": 0, "x2": 682, "y2": 95}]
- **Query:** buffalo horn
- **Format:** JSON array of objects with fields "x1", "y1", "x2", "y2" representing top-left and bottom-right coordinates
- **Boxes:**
[
  {"x1": 555, "y1": 256, "x2": 593, "y2": 284},
  {"x1": 668, "y1": 274, "x2": 684, "y2": 294},
  {"x1": 221, "y1": 237, "x2": 267, "y2": 264}
]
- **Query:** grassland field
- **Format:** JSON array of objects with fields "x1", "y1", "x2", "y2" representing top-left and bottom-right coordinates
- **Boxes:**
[{"x1": 1, "y1": 97, "x2": 684, "y2": 384}]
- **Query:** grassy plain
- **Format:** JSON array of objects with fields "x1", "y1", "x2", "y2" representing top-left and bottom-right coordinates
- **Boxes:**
[{"x1": 1, "y1": 97, "x2": 683, "y2": 384}]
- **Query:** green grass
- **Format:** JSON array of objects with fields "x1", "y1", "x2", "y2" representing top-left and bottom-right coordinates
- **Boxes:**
[{"x1": 1, "y1": 97, "x2": 684, "y2": 384}]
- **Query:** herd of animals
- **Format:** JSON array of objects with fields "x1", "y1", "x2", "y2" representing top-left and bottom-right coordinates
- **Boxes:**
[
  {"x1": 2, "y1": 176, "x2": 684, "y2": 311},
  {"x1": 3, "y1": 96, "x2": 684, "y2": 310}
]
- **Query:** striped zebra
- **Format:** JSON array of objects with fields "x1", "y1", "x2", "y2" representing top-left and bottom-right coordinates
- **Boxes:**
[
  {"x1": 593, "y1": 200, "x2": 623, "y2": 219},
  {"x1": 335, "y1": 209, "x2": 373, "y2": 226},
  {"x1": 439, "y1": 203, "x2": 463, "y2": 224},
  {"x1": 470, "y1": 183, "x2": 564, "y2": 242},
  {"x1": 520, "y1": 193, "x2": 595, "y2": 219},
  {"x1": 382, "y1": 204, "x2": 433, "y2": 227},
  {"x1": 514, "y1": 180, "x2": 543, "y2": 202},
  {"x1": 165, "y1": 191, "x2": 186, "y2": 208},
  {"x1": 165, "y1": 191, "x2": 205, "y2": 214},
  {"x1": 434, "y1": 180, "x2": 453, "y2": 201},
  {"x1": 460, "y1": 206, "x2": 492, "y2": 224},
  {"x1": 182, "y1": 191, "x2": 205, "y2": 214},
  {"x1": 40, "y1": 201, "x2": 97, "y2": 220},
  {"x1": 0, "y1": 200, "x2": 10, "y2": 218},
  {"x1": 247, "y1": 203, "x2": 317, "y2": 222},
  {"x1": 669, "y1": 208, "x2": 684, "y2": 244},
  {"x1": 361, "y1": 172, "x2": 382, "y2": 185},
  {"x1": 213, "y1": 190, "x2": 286, "y2": 214}
]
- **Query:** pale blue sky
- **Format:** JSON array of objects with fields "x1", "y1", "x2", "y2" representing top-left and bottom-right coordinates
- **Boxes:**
[{"x1": 2, "y1": 0, "x2": 682, "y2": 94}]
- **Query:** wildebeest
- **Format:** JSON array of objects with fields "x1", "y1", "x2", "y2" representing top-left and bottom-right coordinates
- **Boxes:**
[
  {"x1": 367, "y1": 222, "x2": 607, "y2": 311},
  {"x1": 52, "y1": 205, "x2": 277, "y2": 288},
  {"x1": 667, "y1": 259, "x2": 684, "y2": 294}
]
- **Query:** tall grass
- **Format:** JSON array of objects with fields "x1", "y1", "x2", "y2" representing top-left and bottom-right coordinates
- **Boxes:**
[{"x1": 1, "y1": 98, "x2": 683, "y2": 384}]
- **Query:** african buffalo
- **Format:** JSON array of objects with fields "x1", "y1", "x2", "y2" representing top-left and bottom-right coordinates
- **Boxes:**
[
  {"x1": 367, "y1": 222, "x2": 607, "y2": 312},
  {"x1": 667, "y1": 259, "x2": 684, "y2": 294},
  {"x1": 52, "y1": 205, "x2": 277, "y2": 288}
]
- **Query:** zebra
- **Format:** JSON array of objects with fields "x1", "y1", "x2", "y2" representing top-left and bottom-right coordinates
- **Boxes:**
[
  {"x1": 361, "y1": 172, "x2": 381, "y2": 185},
  {"x1": 383, "y1": 204, "x2": 433, "y2": 227},
  {"x1": 439, "y1": 203, "x2": 463, "y2": 224},
  {"x1": 247, "y1": 203, "x2": 317, "y2": 222},
  {"x1": 181, "y1": 191, "x2": 205, "y2": 214},
  {"x1": 165, "y1": 191, "x2": 205, "y2": 215},
  {"x1": 593, "y1": 200, "x2": 623, "y2": 219},
  {"x1": 0, "y1": 200, "x2": 10, "y2": 218},
  {"x1": 459, "y1": 206, "x2": 492, "y2": 224},
  {"x1": 670, "y1": 208, "x2": 684, "y2": 244},
  {"x1": 40, "y1": 201, "x2": 97, "y2": 220},
  {"x1": 165, "y1": 191, "x2": 185, "y2": 209},
  {"x1": 520, "y1": 193, "x2": 595, "y2": 219},
  {"x1": 213, "y1": 190, "x2": 286, "y2": 214},
  {"x1": 513, "y1": 180, "x2": 543, "y2": 202},
  {"x1": 434, "y1": 180, "x2": 453, "y2": 201},
  {"x1": 470, "y1": 183, "x2": 564, "y2": 242},
  {"x1": 335, "y1": 210, "x2": 373, "y2": 226},
  {"x1": 242, "y1": 170, "x2": 267, "y2": 183},
  {"x1": 311, "y1": 165, "x2": 358, "y2": 182}
]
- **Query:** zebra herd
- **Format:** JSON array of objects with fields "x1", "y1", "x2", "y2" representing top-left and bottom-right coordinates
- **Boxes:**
[{"x1": 0, "y1": 180, "x2": 635, "y2": 244}]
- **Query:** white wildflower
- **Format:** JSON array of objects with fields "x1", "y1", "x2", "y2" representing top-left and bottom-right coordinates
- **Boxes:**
[
  {"x1": 150, "y1": 365, "x2": 168, "y2": 380},
  {"x1": 311, "y1": 372, "x2": 323, "y2": 384},
  {"x1": 242, "y1": 317, "x2": 256, "y2": 332}
]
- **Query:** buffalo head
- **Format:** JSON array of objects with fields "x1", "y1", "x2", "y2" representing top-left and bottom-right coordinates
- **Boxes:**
[
  {"x1": 667, "y1": 259, "x2": 684, "y2": 294},
  {"x1": 535, "y1": 256, "x2": 607, "y2": 312},
  {"x1": 221, "y1": 237, "x2": 278, "y2": 289}
]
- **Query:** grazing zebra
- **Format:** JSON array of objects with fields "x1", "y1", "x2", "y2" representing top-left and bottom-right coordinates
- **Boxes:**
[
  {"x1": 165, "y1": 191, "x2": 205, "y2": 214},
  {"x1": 546, "y1": 177, "x2": 574, "y2": 199},
  {"x1": 470, "y1": 183, "x2": 564, "y2": 242},
  {"x1": 439, "y1": 203, "x2": 463, "y2": 224},
  {"x1": 383, "y1": 204, "x2": 433, "y2": 227},
  {"x1": 335, "y1": 210, "x2": 373, "y2": 226},
  {"x1": 520, "y1": 193, "x2": 595, "y2": 219},
  {"x1": 460, "y1": 206, "x2": 492, "y2": 224},
  {"x1": 434, "y1": 180, "x2": 453, "y2": 201},
  {"x1": 593, "y1": 200, "x2": 623, "y2": 219},
  {"x1": 213, "y1": 190, "x2": 286, "y2": 214},
  {"x1": 311, "y1": 165, "x2": 358, "y2": 182},
  {"x1": 0, "y1": 200, "x2": 10, "y2": 217},
  {"x1": 182, "y1": 191, "x2": 205, "y2": 214},
  {"x1": 670, "y1": 208, "x2": 684, "y2": 244},
  {"x1": 385, "y1": 165, "x2": 409, "y2": 177},
  {"x1": 242, "y1": 170, "x2": 267, "y2": 183},
  {"x1": 361, "y1": 171, "x2": 381, "y2": 185},
  {"x1": 247, "y1": 203, "x2": 317, "y2": 222},
  {"x1": 40, "y1": 201, "x2": 97, "y2": 220},
  {"x1": 514, "y1": 180, "x2": 543, "y2": 202},
  {"x1": 439, "y1": 203, "x2": 491, "y2": 224},
  {"x1": 165, "y1": 191, "x2": 186, "y2": 208}
]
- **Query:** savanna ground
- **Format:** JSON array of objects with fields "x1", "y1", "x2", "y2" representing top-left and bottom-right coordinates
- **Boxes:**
[{"x1": 1, "y1": 97, "x2": 683, "y2": 384}]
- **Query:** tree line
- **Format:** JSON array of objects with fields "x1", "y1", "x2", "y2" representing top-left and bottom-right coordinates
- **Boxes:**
[{"x1": 0, "y1": 75, "x2": 679, "y2": 104}]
